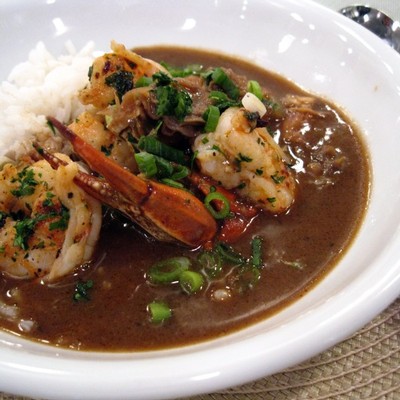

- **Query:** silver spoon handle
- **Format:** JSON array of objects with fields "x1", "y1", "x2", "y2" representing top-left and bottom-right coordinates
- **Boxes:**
[{"x1": 340, "y1": 5, "x2": 400, "y2": 53}]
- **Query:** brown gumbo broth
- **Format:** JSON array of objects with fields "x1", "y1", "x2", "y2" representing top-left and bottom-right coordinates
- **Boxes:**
[{"x1": 0, "y1": 47, "x2": 370, "y2": 351}]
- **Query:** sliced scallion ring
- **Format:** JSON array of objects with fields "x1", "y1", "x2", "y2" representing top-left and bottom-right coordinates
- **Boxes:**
[
  {"x1": 147, "y1": 301, "x2": 172, "y2": 323},
  {"x1": 160, "y1": 178, "x2": 185, "y2": 189},
  {"x1": 171, "y1": 164, "x2": 190, "y2": 180},
  {"x1": 197, "y1": 250, "x2": 222, "y2": 278},
  {"x1": 204, "y1": 191, "x2": 230, "y2": 219},
  {"x1": 148, "y1": 257, "x2": 191, "y2": 284},
  {"x1": 179, "y1": 270, "x2": 204, "y2": 294}
]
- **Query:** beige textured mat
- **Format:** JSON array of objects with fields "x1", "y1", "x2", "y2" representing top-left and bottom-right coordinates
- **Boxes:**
[
  {"x1": 1, "y1": 298, "x2": 399, "y2": 400},
  {"x1": 186, "y1": 298, "x2": 400, "y2": 400}
]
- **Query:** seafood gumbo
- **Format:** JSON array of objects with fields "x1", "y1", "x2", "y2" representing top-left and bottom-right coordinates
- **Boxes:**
[{"x1": 0, "y1": 44, "x2": 369, "y2": 350}]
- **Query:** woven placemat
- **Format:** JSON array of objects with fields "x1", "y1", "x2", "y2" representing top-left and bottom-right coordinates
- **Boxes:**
[
  {"x1": 186, "y1": 297, "x2": 400, "y2": 400},
  {"x1": 1, "y1": 298, "x2": 399, "y2": 400}
]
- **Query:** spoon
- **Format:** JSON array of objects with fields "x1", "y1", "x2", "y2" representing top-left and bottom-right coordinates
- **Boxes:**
[{"x1": 339, "y1": 5, "x2": 400, "y2": 53}]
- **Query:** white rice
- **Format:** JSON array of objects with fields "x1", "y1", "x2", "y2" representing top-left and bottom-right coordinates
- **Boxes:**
[{"x1": 0, "y1": 41, "x2": 97, "y2": 159}]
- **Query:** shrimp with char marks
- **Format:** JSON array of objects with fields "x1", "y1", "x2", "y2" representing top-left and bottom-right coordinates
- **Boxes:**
[{"x1": 0, "y1": 155, "x2": 102, "y2": 281}]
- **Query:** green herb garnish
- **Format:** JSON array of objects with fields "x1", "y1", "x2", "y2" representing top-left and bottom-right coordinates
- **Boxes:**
[
  {"x1": 154, "y1": 85, "x2": 192, "y2": 121},
  {"x1": 147, "y1": 301, "x2": 172, "y2": 324},
  {"x1": 73, "y1": 280, "x2": 94, "y2": 302},
  {"x1": 11, "y1": 168, "x2": 38, "y2": 198},
  {"x1": 211, "y1": 67, "x2": 240, "y2": 100},
  {"x1": 105, "y1": 70, "x2": 134, "y2": 101},
  {"x1": 271, "y1": 173, "x2": 285, "y2": 184},
  {"x1": 49, "y1": 207, "x2": 70, "y2": 231}
]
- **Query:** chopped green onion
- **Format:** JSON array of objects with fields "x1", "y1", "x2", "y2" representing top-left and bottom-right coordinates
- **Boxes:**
[
  {"x1": 135, "y1": 152, "x2": 158, "y2": 178},
  {"x1": 154, "y1": 156, "x2": 174, "y2": 178},
  {"x1": 204, "y1": 191, "x2": 230, "y2": 219},
  {"x1": 148, "y1": 256, "x2": 190, "y2": 284},
  {"x1": 138, "y1": 135, "x2": 186, "y2": 165},
  {"x1": 136, "y1": 151, "x2": 189, "y2": 182},
  {"x1": 208, "y1": 90, "x2": 241, "y2": 111},
  {"x1": 171, "y1": 164, "x2": 190, "y2": 180},
  {"x1": 160, "y1": 62, "x2": 204, "y2": 77},
  {"x1": 197, "y1": 250, "x2": 222, "y2": 278},
  {"x1": 216, "y1": 242, "x2": 246, "y2": 265},
  {"x1": 135, "y1": 76, "x2": 153, "y2": 87},
  {"x1": 211, "y1": 68, "x2": 240, "y2": 100},
  {"x1": 160, "y1": 178, "x2": 185, "y2": 189},
  {"x1": 179, "y1": 270, "x2": 204, "y2": 294},
  {"x1": 251, "y1": 236, "x2": 263, "y2": 268},
  {"x1": 147, "y1": 301, "x2": 172, "y2": 323},
  {"x1": 231, "y1": 264, "x2": 261, "y2": 293},
  {"x1": 203, "y1": 105, "x2": 220, "y2": 133},
  {"x1": 247, "y1": 80, "x2": 263, "y2": 100}
]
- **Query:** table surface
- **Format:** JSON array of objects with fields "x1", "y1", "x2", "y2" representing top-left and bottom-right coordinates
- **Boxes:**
[{"x1": 1, "y1": 1, "x2": 400, "y2": 399}]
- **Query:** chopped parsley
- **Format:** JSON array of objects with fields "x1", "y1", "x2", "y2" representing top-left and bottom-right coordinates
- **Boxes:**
[
  {"x1": 154, "y1": 85, "x2": 192, "y2": 121},
  {"x1": 235, "y1": 153, "x2": 252, "y2": 171},
  {"x1": 152, "y1": 71, "x2": 193, "y2": 121},
  {"x1": 73, "y1": 280, "x2": 94, "y2": 302},
  {"x1": 105, "y1": 70, "x2": 134, "y2": 101},
  {"x1": 49, "y1": 207, "x2": 70, "y2": 231},
  {"x1": 208, "y1": 90, "x2": 241, "y2": 111},
  {"x1": 14, "y1": 217, "x2": 38, "y2": 250},
  {"x1": 152, "y1": 71, "x2": 173, "y2": 86},
  {"x1": 42, "y1": 192, "x2": 55, "y2": 208},
  {"x1": 271, "y1": 173, "x2": 285, "y2": 184},
  {"x1": 13, "y1": 207, "x2": 70, "y2": 250},
  {"x1": 237, "y1": 153, "x2": 253, "y2": 163},
  {"x1": 11, "y1": 168, "x2": 38, "y2": 198}
]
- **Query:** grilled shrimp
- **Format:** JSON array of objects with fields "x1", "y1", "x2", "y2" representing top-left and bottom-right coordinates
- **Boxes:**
[
  {"x1": 193, "y1": 97, "x2": 296, "y2": 214},
  {"x1": 79, "y1": 41, "x2": 167, "y2": 109},
  {"x1": 0, "y1": 156, "x2": 102, "y2": 281},
  {"x1": 68, "y1": 41, "x2": 169, "y2": 171}
]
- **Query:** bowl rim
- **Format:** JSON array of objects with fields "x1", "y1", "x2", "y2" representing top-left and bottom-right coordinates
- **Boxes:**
[{"x1": 1, "y1": 0, "x2": 400, "y2": 399}]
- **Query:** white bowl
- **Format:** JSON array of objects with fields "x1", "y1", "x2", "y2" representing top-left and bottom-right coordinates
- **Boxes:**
[{"x1": 1, "y1": 0, "x2": 400, "y2": 399}]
